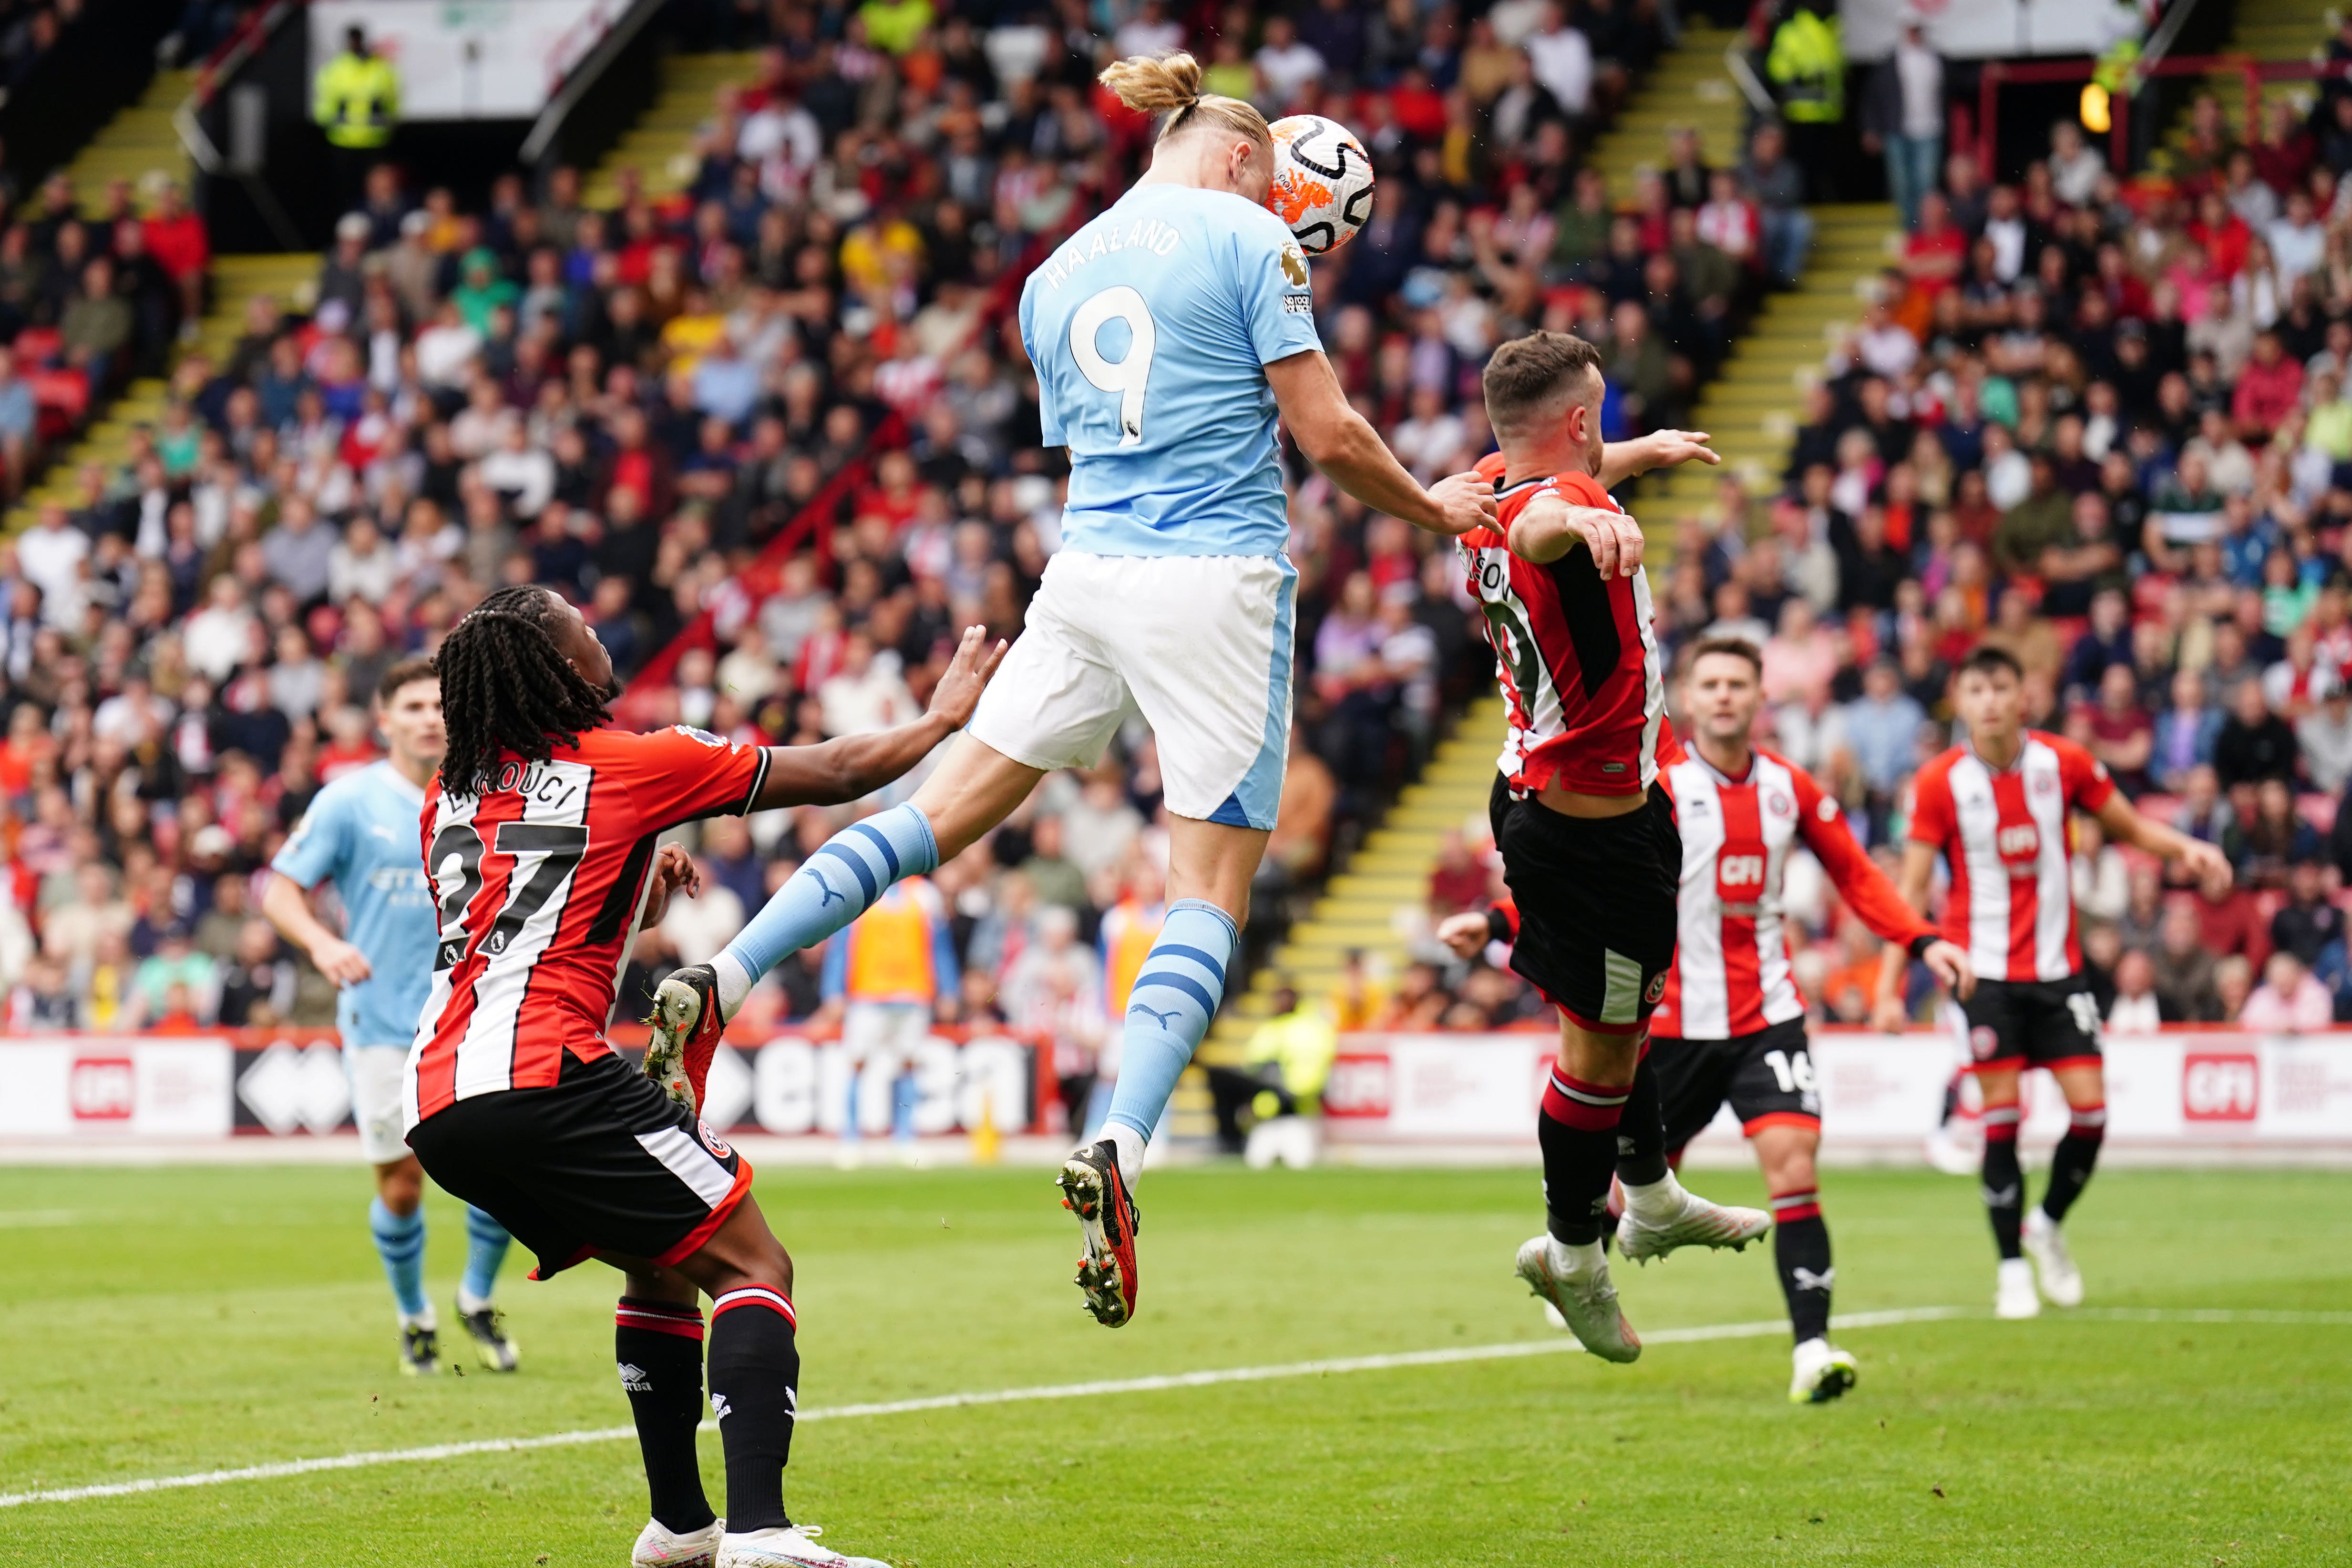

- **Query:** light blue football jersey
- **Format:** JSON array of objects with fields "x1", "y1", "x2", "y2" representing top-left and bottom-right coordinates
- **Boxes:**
[
  {"x1": 1020, "y1": 184, "x2": 1323, "y2": 558},
  {"x1": 270, "y1": 760, "x2": 437, "y2": 1047}
]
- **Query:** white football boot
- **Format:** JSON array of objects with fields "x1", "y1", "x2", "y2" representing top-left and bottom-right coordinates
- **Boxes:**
[
  {"x1": 2021, "y1": 1208, "x2": 2084, "y2": 1307},
  {"x1": 1994, "y1": 1256, "x2": 2041, "y2": 1319},
  {"x1": 1614, "y1": 1174, "x2": 1773, "y2": 1264},
  {"x1": 717, "y1": 1526, "x2": 890, "y2": 1568},
  {"x1": 1515, "y1": 1235, "x2": 1641, "y2": 1363},
  {"x1": 1789, "y1": 1337, "x2": 1858, "y2": 1404},
  {"x1": 634, "y1": 1517, "x2": 724, "y2": 1568}
]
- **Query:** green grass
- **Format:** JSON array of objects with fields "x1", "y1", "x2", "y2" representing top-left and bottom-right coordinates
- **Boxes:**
[{"x1": 0, "y1": 1162, "x2": 2348, "y2": 1566}]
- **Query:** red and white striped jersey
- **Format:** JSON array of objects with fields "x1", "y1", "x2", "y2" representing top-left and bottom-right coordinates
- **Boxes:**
[
  {"x1": 1460, "y1": 458, "x2": 1667, "y2": 797},
  {"x1": 403, "y1": 725, "x2": 770, "y2": 1127},
  {"x1": 1651, "y1": 748, "x2": 1935, "y2": 1039},
  {"x1": 1907, "y1": 732, "x2": 2116, "y2": 983}
]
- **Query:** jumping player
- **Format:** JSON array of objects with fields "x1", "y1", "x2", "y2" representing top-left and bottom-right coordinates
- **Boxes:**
[
  {"x1": 1878, "y1": 645, "x2": 2229, "y2": 1319},
  {"x1": 402, "y1": 584, "x2": 1001, "y2": 1568},
  {"x1": 1464, "y1": 329, "x2": 1770, "y2": 1363},
  {"x1": 264, "y1": 657, "x2": 519, "y2": 1376},
  {"x1": 641, "y1": 50, "x2": 1500, "y2": 1330}
]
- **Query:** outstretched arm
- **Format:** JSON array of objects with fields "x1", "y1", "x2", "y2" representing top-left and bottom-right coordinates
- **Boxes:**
[
  {"x1": 748, "y1": 626, "x2": 1008, "y2": 809},
  {"x1": 2095, "y1": 792, "x2": 2234, "y2": 886},
  {"x1": 1265, "y1": 348, "x2": 1497, "y2": 537},
  {"x1": 1597, "y1": 430, "x2": 1721, "y2": 489}
]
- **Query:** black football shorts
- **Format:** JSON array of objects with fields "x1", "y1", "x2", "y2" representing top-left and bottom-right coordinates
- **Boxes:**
[
  {"x1": 1492, "y1": 774, "x2": 1681, "y2": 1035},
  {"x1": 407, "y1": 1050, "x2": 752, "y2": 1279},
  {"x1": 1959, "y1": 975, "x2": 2104, "y2": 1072},
  {"x1": 1650, "y1": 1017, "x2": 1822, "y2": 1151}
]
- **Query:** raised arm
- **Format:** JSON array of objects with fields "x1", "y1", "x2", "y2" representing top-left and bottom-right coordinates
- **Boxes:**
[
  {"x1": 1264, "y1": 348, "x2": 1495, "y2": 537},
  {"x1": 747, "y1": 626, "x2": 1008, "y2": 809}
]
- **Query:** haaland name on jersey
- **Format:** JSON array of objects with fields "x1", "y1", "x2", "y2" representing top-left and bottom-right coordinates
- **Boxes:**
[{"x1": 1019, "y1": 185, "x2": 1321, "y2": 561}]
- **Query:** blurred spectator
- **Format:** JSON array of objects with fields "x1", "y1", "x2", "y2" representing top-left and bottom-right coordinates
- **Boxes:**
[{"x1": 2239, "y1": 948, "x2": 2333, "y2": 1032}]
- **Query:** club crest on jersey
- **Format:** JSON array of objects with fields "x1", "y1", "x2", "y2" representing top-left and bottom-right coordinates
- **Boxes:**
[
  {"x1": 698, "y1": 1119, "x2": 732, "y2": 1160},
  {"x1": 672, "y1": 725, "x2": 729, "y2": 748},
  {"x1": 1970, "y1": 1025, "x2": 2002, "y2": 1060},
  {"x1": 1765, "y1": 791, "x2": 1793, "y2": 819},
  {"x1": 1643, "y1": 972, "x2": 1667, "y2": 1004}
]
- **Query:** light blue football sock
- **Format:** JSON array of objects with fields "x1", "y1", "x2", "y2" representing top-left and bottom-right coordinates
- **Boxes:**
[
  {"x1": 369, "y1": 1197, "x2": 428, "y2": 1321},
  {"x1": 715, "y1": 804, "x2": 938, "y2": 1006},
  {"x1": 458, "y1": 1205, "x2": 510, "y2": 1310},
  {"x1": 1103, "y1": 900, "x2": 1240, "y2": 1147}
]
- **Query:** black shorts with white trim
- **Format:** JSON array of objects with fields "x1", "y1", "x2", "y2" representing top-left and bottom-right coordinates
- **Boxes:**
[{"x1": 407, "y1": 1050, "x2": 752, "y2": 1279}]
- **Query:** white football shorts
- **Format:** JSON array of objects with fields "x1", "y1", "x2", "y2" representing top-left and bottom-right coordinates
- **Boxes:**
[
  {"x1": 968, "y1": 551, "x2": 1296, "y2": 830},
  {"x1": 347, "y1": 1042, "x2": 411, "y2": 1165}
]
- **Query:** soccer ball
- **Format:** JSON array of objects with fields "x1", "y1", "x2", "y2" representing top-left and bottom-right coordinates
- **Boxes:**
[{"x1": 1266, "y1": 114, "x2": 1376, "y2": 256}]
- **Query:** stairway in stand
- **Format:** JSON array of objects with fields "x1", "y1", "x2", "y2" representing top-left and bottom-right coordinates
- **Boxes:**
[
  {"x1": 583, "y1": 52, "x2": 764, "y2": 209},
  {"x1": 7, "y1": 254, "x2": 314, "y2": 533},
  {"x1": 59, "y1": 68, "x2": 196, "y2": 212}
]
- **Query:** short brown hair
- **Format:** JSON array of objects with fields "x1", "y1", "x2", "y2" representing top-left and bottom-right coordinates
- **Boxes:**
[
  {"x1": 377, "y1": 655, "x2": 439, "y2": 706},
  {"x1": 1685, "y1": 635, "x2": 1763, "y2": 677},
  {"x1": 1482, "y1": 330, "x2": 1604, "y2": 438}
]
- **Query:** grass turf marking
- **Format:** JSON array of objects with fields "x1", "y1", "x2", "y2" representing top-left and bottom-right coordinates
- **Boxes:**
[{"x1": 7, "y1": 1303, "x2": 2344, "y2": 1511}]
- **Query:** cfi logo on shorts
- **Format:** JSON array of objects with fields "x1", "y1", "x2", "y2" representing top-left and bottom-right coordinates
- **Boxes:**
[
  {"x1": 698, "y1": 1119, "x2": 733, "y2": 1160},
  {"x1": 1644, "y1": 972, "x2": 1667, "y2": 1004},
  {"x1": 1970, "y1": 1025, "x2": 2001, "y2": 1060}
]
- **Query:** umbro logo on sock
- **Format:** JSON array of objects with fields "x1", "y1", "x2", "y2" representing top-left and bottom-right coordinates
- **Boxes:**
[
  {"x1": 710, "y1": 1392, "x2": 733, "y2": 1422},
  {"x1": 618, "y1": 1363, "x2": 651, "y2": 1393},
  {"x1": 1792, "y1": 1267, "x2": 1835, "y2": 1292}
]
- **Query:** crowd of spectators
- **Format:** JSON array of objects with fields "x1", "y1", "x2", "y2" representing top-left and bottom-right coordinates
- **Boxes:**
[
  {"x1": 1402, "y1": 68, "x2": 2352, "y2": 1036},
  {"x1": 0, "y1": 0, "x2": 1708, "y2": 1073}
]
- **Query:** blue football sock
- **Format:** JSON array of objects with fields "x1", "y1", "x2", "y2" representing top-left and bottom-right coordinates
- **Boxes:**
[
  {"x1": 369, "y1": 1197, "x2": 428, "y2": 1321},
  {"x1": 459, "y1": 1205, "x2": 510, "y2": 1310},
  {"x1": 717, "y1": 804, "x2": 938, "y2": 995},
  {"x1": 1104, "y1": 900, "x2": 1240, "y2": 1146}
]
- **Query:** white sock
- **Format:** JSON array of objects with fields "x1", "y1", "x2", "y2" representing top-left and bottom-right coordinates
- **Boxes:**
[
  {"x1": 455, "y1": 1285, "x2": 493, "y2": 1316},
  {"x1": 1549, "y1": 1236, "x2": 1606, "y2": 1273},
  {"x1": 1623, "y1": 1169, "x2": 1688, "y2": 1225},
  {"x1": 711, "y1": 951, "x2": 754, "y2": 1021},
  {"x1": 399, "y1": 1306, "x2": 438, "y2": 1332},
  {"x1": 1104, "y1": 1122, "x2": 1147, "y2": 1188}
]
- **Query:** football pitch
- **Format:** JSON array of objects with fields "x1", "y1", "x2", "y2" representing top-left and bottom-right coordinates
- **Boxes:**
[{"x1": 2, "y1": 1162, "x2": 2347, "y2": 1567}]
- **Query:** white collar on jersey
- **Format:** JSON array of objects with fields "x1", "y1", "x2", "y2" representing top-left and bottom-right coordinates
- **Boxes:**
[
  {"x1": 1960, "y1": 735, "x2": 2033, "y2": 776},
  {"x1": 373, "y1": 758, "x2": 427, "y2": 807},
  {"x1": 1687, "y1": 747, "x2": 1758, "y2": 788}
]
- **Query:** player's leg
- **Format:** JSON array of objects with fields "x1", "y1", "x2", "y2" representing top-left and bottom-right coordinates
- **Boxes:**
[
  {"x1": 455, "y1": 1204, "x2": 520, "y2": 1371},
  {"x1": 658, "y1": 1199, "x2": 887, "y2": 1568},
  {"x1": 1059, "y1": 812, "x2": 1261, "y2": 1327},
  {"x1": 613, "y1": 1267, "x2": 723, "y2": 1567},
  {"x1": 1519, "y1": 1017, "x2": 1647, "y2": 1360},
  {"x1": 1961, "y1": 983, "x2": 2037, "y2": 1316},
  {"x1": 1054, "y1": 553, "x2": 1288, "y2": 1326},
  {"x1": 2022, "y1": 1005, "x2": 2106, "y2": 1308},
  {"x1": 1614, "y1": 1035, "x2": 1774, "y2": 1262},
  {"x1": 1732, "y1": 1029, "x2": 1854, "y2": 1404},
  {"x1": 350, "y1": 1042, "x2": 438, "y2": 1371}
]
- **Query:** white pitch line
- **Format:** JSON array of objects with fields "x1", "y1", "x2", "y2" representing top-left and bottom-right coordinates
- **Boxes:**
[{"x1": 0, "y1": 1303, "x2": 2334, "y2": 1511}]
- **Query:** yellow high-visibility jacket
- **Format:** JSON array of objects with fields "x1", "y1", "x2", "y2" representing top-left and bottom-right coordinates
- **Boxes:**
[{"x1": 314, "y1": 52, "x2": 400, "y2": 148}]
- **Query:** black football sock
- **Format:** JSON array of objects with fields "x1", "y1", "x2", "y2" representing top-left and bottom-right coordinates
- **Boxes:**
[
  {"x1": 1614, "y1": 1050, "x2": 1669, "y2": 1188},
  {"x1": 1981, "y1": 1104, "x2": 2023, "y2": 1261},
  {"x1": 615, "y1": 1297, "x2": 716, "y2": 1534},
  {"x1": 2040, "y1": 1102, "x2": 2106, "y2": 1222},
  {"x1": 1539, "y1": 1066, "x2": 1630, "y2": 1246},
  {"x1": 707, "y1": 1287, "x2": 801, "y2": 1534},
  {"x1": 1769, "y1": 1190, "x2": 1832, "y2": 1343}
]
